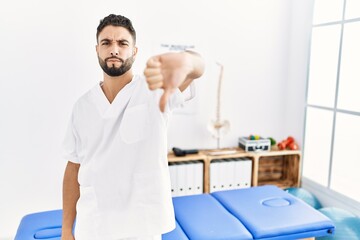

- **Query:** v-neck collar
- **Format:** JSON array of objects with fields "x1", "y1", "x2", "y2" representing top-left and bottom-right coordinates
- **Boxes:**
[{"x1": 93, "y1": 75, "x2": 139, "y2": 118}]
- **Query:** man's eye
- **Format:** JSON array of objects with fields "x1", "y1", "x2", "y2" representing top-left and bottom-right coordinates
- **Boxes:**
[{"x1": 102, "y1": 42, "x2": 109, "y2": 45}]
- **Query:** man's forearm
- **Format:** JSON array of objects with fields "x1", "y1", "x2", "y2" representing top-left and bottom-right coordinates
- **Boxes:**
[
  {"x1": 179, "y1": 50, "x2": 205, "y2": 92},
  {"x1": 62, "y1": 161, "x2": 80, "y2": 234}
]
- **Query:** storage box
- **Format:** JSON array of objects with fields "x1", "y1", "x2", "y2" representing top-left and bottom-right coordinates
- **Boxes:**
[{"x1": 238, "y1": 137, "x2": 271, "y2": 152}]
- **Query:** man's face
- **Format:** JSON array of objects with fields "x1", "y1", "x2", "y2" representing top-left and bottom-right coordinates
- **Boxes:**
[{"x1": 96, "y1": 25, "x2": 137, "y2": 77}]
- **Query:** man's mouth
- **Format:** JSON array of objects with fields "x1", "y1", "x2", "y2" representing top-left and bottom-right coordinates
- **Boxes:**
[{"x1": 107, "y1": 58, "x2": 121, "y2": 63}]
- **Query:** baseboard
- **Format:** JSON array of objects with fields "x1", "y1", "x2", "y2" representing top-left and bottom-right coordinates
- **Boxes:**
[{"x1": 301, "y1": 177, "x2": 360, "y2": 216}]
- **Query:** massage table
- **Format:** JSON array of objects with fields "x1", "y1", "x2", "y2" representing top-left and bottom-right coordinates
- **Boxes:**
[{"x1": 15, "y1": 185, "x2": 334, "y2": 240}]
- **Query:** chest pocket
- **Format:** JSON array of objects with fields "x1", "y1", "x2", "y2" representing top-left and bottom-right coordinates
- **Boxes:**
[{"x1": 120, "y1": 103, "x2": 151, "y2": 144}]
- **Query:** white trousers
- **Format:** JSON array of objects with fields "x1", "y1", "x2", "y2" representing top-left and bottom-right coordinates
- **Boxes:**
[{"x1": 118, "y1": 235, "x2": 161, "y2": 240}]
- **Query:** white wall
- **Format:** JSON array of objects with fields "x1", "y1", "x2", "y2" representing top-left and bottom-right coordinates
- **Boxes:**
[
  {"x1": 168, "y1": 0, "x2": 293, "y2": 149},
  {"x1": 284, "y1": 0, "x2": 314, "y2": 149},
  {"x1": 0, "y1": 0, "x2": 314, "y2": 238}
]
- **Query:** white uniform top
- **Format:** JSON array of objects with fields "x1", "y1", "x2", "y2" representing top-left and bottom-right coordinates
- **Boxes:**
[{"x1": 62, "y1": 75, "x2": 185, "y2": 240}]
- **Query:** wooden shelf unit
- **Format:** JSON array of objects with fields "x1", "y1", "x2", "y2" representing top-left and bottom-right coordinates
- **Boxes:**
[{"x1": 168, "y1": 148, "x2": 301, "y2": 194}]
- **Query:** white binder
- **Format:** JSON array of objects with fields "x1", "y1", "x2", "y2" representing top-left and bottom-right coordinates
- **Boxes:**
[
  {"x1": 210, "y1": 160, "x2": 220, "y2": 193},
  {"x1": 217, "y1": 159, "x2": 226, "y2": 191},
  {"x1": 169, "y1": 160, "x2": 205, "y2": 196},
  {"x1": 241, "y1": 158, "x2": 252, "y2": 188},
  {"x1": 233, "y1": 158, "x2": 241, "y2": 189},
  {"x1": 226, "y1": 159, "x2": 236, "y2": 190},
  {"x1": 234, "y1": 157, "x2": 252, "y2": 189},
  {"x1": 176, "y1": 162, "x2": 187, "y2": 196},
  {"x1": 194, "y1": 161, "x2": 204, "y2": 194},
  {"x1": 169, "y1": 163, "x2": 178, "y2": 196},
  {"x1": 186, "y1": 161, "x2": 195, "y2": 195}
]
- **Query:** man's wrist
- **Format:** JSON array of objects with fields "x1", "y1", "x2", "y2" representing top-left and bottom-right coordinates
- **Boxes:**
[
  {"x1": 61, "y1": 223, "x2": 74, "y2": 234},
  {"x1": 183, "y1": 50, "x2": 204, "y2": 80}
]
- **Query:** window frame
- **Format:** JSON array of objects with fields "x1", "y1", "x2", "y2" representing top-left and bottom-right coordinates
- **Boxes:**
[{"x1": 303, "y1": 0, "x2": 360, "y2": 203}]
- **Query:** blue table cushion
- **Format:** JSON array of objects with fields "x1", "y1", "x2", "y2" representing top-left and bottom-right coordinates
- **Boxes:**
[
  {"x1": 34, "y1": 228, "x2": 62, "y2": 239},
  {"x1": 15, "y1": 209, "x2": 188, "y2": 240},
  {"x1": 162, "y1": 220, "x2": 189, "y2": 240},
  {"x1": 211, "y1": 185, "x2": 335, "y2": 239},
  {"x1": 15, "y1": 210, "x2": 63, "y2": 240},
  {"x1": 173, "y1": 194, "x2": 253, "y2": 240},
  {"x1": 15, "y1": 186, "x2": 336, "y2": 240}
]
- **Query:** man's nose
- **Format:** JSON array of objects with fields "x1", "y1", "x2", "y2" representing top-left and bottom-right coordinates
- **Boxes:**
[{"x1": 110, "y1": 45, "x2": 119, "y2": 56}]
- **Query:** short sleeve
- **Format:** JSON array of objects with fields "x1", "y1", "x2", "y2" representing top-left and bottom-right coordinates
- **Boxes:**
[
  {"x1": 167, "y1": 88, "x2": 186, "y2": 112},
  {"x1": 62, "y1": 111, "x2": 80, "y2": 164}
]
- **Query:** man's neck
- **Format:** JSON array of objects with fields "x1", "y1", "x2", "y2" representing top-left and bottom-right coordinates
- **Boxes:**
[{"x1": 101, "y1": 70, "x2": 134, "y2": 104}]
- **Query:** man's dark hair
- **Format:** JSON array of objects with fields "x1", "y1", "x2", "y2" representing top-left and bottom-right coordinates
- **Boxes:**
[{"x1": 96, "y1": 14, "x2": 136, "y2": 44}]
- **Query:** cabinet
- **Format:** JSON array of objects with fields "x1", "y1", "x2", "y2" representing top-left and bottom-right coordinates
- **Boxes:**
[{"x1": 168, "y1": 147, "x2": 301, "y2": 194}]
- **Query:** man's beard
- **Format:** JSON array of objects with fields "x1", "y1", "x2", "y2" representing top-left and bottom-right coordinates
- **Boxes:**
[{"x1": 98, "y1": 55, "x2": 135, "y2": 77}]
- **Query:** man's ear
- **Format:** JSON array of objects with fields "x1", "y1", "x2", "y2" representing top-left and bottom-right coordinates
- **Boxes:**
[
  {"x1": 95, "y1": 44, "x2": 99, "y2": 55},
  {"x1": 132, "y1": 46, "x2": 138, "y2": 57}
]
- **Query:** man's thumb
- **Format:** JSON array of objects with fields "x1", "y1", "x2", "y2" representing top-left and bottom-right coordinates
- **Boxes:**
[{"x1": 159, "y1": 89, "x2": 172, "y2": 112}]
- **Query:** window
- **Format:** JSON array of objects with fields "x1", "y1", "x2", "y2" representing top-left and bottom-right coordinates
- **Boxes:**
[{"x1": 303, "y1": 0, "x2": 360, "y2": 203}]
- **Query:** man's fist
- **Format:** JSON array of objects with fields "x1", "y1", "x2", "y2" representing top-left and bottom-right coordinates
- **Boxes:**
[{"x1": 144, "y1": 52, "x2": 198, "y2": 112}]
